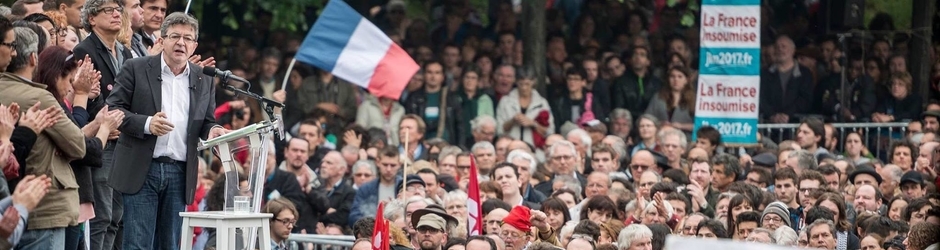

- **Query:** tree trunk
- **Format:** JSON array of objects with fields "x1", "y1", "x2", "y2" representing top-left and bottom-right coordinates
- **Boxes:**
[
  {"x1": 522, "y1": 0, "x2": 547, "y2": 97},
  {"x1": 912, "y1": 0, "x2": 935, "y2": 102}
]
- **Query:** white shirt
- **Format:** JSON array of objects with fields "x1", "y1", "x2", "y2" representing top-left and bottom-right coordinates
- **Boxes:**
[{"x1": 144, "y1": 55, "x2": 191, "y2": 161}]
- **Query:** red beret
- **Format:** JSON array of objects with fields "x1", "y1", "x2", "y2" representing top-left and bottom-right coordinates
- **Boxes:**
[{"x1": 503, "y1": 206, "x2": 531, "y2": 232}]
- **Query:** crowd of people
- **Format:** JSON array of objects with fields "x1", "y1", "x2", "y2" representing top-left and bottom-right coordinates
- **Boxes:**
[{"x1": 0, "y1": 0, "x2": 939, "y2": 250}]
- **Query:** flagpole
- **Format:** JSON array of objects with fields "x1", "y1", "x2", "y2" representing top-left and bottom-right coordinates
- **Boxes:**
[
  {"x1": 184, "y1": 0, "x2": 193, "y2": 13},
  {"x1": 281, "y1": 58, "x2": 297, "y2": 91},
  {"x1": 402, "y1": 132, "x2": 408, "y2": 199}
]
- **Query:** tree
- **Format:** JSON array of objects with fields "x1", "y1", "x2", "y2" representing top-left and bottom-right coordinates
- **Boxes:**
[
  {"x1": 522, "y1": 0, "x2": 547, "y2": 96},
  {"x1": 207, "y1": 0, "x2": 323, "y2": 32}
]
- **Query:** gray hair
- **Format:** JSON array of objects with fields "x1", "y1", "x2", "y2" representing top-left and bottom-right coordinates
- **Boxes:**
[
  {"x1": 471, "y1": 141, "x2": 495, "y2": 153},
  {"x1": 643, "y1": 199, "x2": 673, "y2": 218},
  {"x1": 442, "y1": 190, "x2": 468, "y2": 206},
  {"x1": 437, "y1": 146, "x2": 463, "y2": 163},
  {"x1": 470, "y1": 115, "x2": 496, "y2": 133},
  {"x1": 351, "y1": 160, "x2": 377, "y2": 176},
  {"x1": 618, "y1": 224, "x2": 653, "y2": 250},
  {"x1": 657, "y1": 127, "x2": 688, "y2": 149},
  {"x1": 788, "y1": 150, "x2": 818, "y2": 171},
  {"x1": 610, "y1": 108, "x2": 633, "y2": 124},
  {"x1": 80, "y1": 0, "x2": 122, "y2": 32},
  {"x1": 160, "y1": 12, "x2": 200, "y2": 40},
  {"x1": 774, "y1": 226, "x2": 799, "y2": 246},
  {"x1": 882, "y1": 164, "x2": 903, "y2": 184},
  {"x1": 506, "y1": 149, "x2": 536, "y2": 175},
  {"x1": 749, "y1": 228, "x2": 777, "y2": 243},
  {"x1": 8, "y1": 27, "x2": 37, "y2": 73},
  {"x1": 402, "y1": 196, "x2": 434, "y2": 219},
  {"x1": 604, "y1": 135, "x2": 628, "y2": 162},
  {"x1": 804, "y1": 219, "x2": 836, "y2": 240},
  {"x1": 553, "y1": 175, "x2": 581, "y2": 196},
  {"x1": 384, "y1": 199, "x2": 405, "y2": 221},
  {"x1": 566, "y1": 128, "x2": 593, "y2": 155},
  {"x1": 0, "y1": 6, "x2": 10, "y2": 18},
  {"x1": 547, "y1": 140, "x2": 578, "y2": 158},
  {"x1": 639, "y1": 114, "x2": 662, "y2": 128}
]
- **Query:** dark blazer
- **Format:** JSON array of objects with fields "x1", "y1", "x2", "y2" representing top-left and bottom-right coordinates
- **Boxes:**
[
  {"x1": 759, "y1": 64, "x2": 815, "y2": 121},
  {"x1": 533, "y1": 173, "x2": 587, "y2": 198},
  {"x1": 72, "y1": 32, "x2": 133, "y2": 118},
  {"x1": 318, "y1": 179, "x2": 356, "y2": 226},
  {"x1": 814, "y1": 74, "x2": 877, "y2": 121},
  {"x1": 402, "y1": 88, "x2": 462, "y2": 143},
  {"x1": 106, "y1": 55, "x2": 219, "y2": 204},
  {"x1": 611, "y1": 71, "x2": 662, "y2": 121}
]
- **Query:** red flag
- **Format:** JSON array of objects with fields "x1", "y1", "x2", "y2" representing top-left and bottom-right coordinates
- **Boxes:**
[
  {"x1": 466, "y1": 155, "x2": 483, "y2": 236},
  {"x1": 371, "y1": 202, "x2": 390, "y2": 250}
]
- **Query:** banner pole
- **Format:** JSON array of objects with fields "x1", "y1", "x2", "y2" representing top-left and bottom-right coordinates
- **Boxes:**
[
  {"x1": 184, "y1": 0, "x2": 193, "y2": 14},
  {"x1": 281, "y1": 58, "x2": 297, "y2": 91}
]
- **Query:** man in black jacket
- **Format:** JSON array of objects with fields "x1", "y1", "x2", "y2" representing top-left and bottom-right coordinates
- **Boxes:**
[
  {"x1": 815, "y1": 55, "x2": 876, "y2": 122},
  {"x1": 402, "y1": 60, "x2": 461, "y2": 144},
  {"x1": 760, "y1": 35, "x2": 815, "y2": 123},
  {"x1": 611, "y1": 46, "x2": 661, "y2": 121},
  {"x1": 262, "y1": 142, "x2": 329, "y2": 234},
  {"x1": 316, "y1": 150, "x2": 356, "y2": 227}
]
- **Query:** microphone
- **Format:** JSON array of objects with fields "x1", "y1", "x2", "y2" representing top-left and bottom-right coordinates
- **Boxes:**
[{"x1": 202, "y1": 66, "x2": 249, "y2": 84}]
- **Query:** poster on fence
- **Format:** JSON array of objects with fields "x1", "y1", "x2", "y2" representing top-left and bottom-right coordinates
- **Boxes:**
[{"x1": 693, "y1": 0, "x2": 761, "y2": 145}]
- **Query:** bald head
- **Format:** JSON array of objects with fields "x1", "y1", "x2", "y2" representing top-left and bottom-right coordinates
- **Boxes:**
[
  {"x1": 630, "y1": 150, "x2": 656, "y2": 179},
  {"x1": 687, "y1": 147, "x2": 708, "y2": 160},
  {"x1": 508, "y1": 140, "x2": 532, "y2": 153},
  {"x1": 544, "y1": 134, "x2": 565, "y2": 149}
]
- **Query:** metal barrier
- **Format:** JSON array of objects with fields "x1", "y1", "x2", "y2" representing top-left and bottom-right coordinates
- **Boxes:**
[
  {"x1": 285, "y1": 234, "x2": 356, "y2": 250},
  {"x1": 757, "y1": 122, "x2": 908, "y2": 159}
]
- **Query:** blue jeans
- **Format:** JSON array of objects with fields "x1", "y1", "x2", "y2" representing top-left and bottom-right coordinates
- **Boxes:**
[
  {"x1": 122, "y1": 161, "x2": 186, "y2": 250},
  {"x1": 91, "y1": 142, "x2": 122, "y2": 250},
  {"x1": 64, "y1": 224, "x2": 82, "y2": 250},
  {"x1": 16, "y1": 227, "x2": 65, "y2": 250}
]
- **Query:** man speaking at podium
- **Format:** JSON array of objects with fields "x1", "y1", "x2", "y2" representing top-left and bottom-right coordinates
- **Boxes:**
[{"x1": 106, "y1": 12, "x2": 228, "y2": 250}]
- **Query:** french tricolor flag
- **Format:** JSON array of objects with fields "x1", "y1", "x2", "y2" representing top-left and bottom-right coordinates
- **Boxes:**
[{"x1": 296, "y1": 0, "x2": 419, "y2": 100}]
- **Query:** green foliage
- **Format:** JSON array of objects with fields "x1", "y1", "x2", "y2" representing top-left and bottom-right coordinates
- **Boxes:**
[
  {"x1": 218, "y1": 0, "x2": 324, "y2": 32},
  {"x1": 865, "y1": 0, "x2": 912, "y2": 29},
  {"x1": 669, "y1": 0, "x2": 699, "y2": 27}
]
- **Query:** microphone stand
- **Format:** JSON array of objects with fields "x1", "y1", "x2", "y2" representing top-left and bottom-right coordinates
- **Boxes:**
[{"x1": 219, "y1": 76, "x2": 286, "y2": 140}]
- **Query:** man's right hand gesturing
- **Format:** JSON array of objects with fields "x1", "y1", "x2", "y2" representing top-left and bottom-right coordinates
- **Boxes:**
[{"x1": 149, "y1": 112, "x2": 174, "y2": 136}]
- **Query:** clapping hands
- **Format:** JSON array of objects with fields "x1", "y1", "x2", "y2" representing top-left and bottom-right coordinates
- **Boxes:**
[
  {"x1": 20, "y1": 102, "x2": 60, "y2": 135},
  {"x1": 72, "y1": 54, "x2": 102, "y2": 97}
]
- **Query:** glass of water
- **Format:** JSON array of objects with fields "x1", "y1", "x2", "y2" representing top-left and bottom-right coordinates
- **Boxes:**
[{"x1": 234, "y1": 196, "x2": 250, "y2": 214}]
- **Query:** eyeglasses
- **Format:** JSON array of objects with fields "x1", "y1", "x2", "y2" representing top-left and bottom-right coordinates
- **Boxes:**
[
  {"x1": 416, "y1": 227, "x2": 442, "y2": 234},
  {"x1": 98, "y1": 6, "x2": 124, "y2": 15},
  {"x1": 0, "y1": 41, "x2": 15, "y2": 48},
  {"x1": 499, "y1": 231, "x2": 524, "y2": 240},
  {"x1": 272, "y1": 218, "x2": 296, "y2": 227},
  {"x1": 456, "y1": 165, "x2": 471, "y2": 170},
  {"x1": 354, "y1": 173, "x2": 373, "y2": 178},
  {"x1": 762, "y1": 216, "x2": 783, "y2": 223},
  {"x1": 551, "y1": 155, "x2": 574, "y2": 162},
  {"x1": 630, "y1": 164, "x2": 651, "y2": 171},
  {"x1": 163, "y1": 34, "x2": 196, "y2": 44}
]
